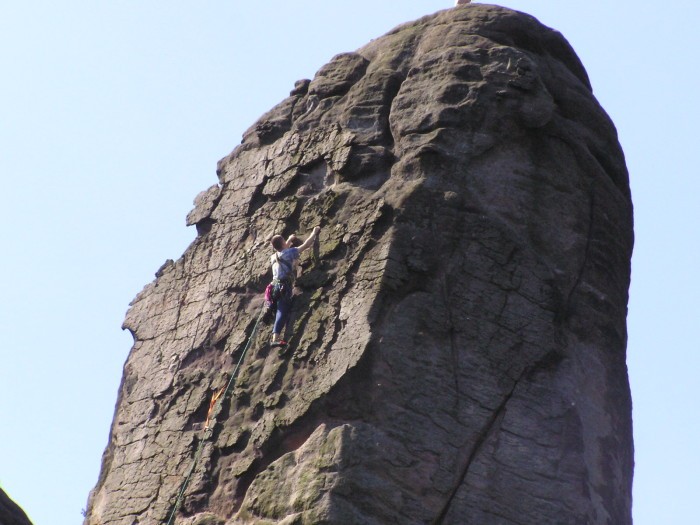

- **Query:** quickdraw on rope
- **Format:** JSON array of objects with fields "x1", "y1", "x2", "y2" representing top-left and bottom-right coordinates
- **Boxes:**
[
  {"x1": 164, "y1": 306, "x2": 267, "y2": 525},
  {"x1": 204, "y1": 386, "x2": 226, "y2": 430}
]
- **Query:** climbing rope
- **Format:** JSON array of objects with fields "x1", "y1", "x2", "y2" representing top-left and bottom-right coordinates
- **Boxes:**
[{"x1": 164, "y1": 306, "x2": 267, "y2": 525}]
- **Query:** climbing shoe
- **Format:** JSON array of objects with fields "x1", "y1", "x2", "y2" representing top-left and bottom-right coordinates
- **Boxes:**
[{"x1": 270, "y1": 340, "x2": 288, "y2": 348}]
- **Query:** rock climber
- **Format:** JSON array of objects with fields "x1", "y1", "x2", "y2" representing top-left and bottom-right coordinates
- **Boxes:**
[{"x1": 268, "y1": 226, "x2": 321, "y2": 348}]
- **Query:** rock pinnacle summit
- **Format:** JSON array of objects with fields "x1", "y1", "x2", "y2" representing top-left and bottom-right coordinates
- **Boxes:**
[{"x1": 85, "y1": 5, "x2": 633, "y2": 524}]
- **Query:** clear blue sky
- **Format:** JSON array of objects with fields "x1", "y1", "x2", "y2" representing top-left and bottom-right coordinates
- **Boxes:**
[{"x1": 1, "y1": 2, "x2": 697, "y2": 524}]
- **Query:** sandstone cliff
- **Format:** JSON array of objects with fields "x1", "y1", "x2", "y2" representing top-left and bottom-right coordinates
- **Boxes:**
[
  {"x1": 0, "y1": 488, "x2": 32, "y2": 525},
  {"x1": 85, "y1": 4, "x2": 634, "y2": 524}
]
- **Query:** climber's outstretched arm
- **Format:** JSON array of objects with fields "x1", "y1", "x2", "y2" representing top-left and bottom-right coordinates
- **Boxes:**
[{"x1": 297, "y1": 226, "x2": 321, "y2": 253}]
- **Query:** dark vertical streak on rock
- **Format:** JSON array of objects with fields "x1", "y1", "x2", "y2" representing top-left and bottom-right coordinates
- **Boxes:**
[
  {"x1": 432, "y1": 379, "x2": 518, "y2": 525},
  {"x1": 563, "y1": 189, "x2": 595, "y2": 320},
  {"x1": 442, "y1": 276, "x2": 461, "y2": 412}
]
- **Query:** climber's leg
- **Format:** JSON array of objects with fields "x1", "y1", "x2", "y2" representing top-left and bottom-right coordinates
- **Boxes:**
[{"x1": 271, "y1": 289, "x2": 293, "y2": 347}]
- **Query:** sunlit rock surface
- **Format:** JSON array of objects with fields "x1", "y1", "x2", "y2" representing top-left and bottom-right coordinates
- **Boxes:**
[{"x1": 85, "y1": 4, "x2": 633, "y2": 524}]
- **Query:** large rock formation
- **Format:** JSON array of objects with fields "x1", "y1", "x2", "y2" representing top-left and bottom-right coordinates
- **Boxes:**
[
  {"x1": 85, "y1": 4, "x2": 633, "y2": 525},
  {"x1": 0, "y1": 488, "x2": 32, "y2": 525}
]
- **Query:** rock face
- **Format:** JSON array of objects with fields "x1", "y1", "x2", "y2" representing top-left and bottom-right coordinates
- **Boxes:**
[
  {"x1": 0, "y1": 488, "x2": 33, "y2": 525},
  {"x1": 85, "y1": 5, "x2": 633, "y2": 525}
]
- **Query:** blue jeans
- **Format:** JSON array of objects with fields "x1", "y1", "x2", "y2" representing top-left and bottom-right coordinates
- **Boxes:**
[{"x1": 273, "y1": 285, "x2": 293, "y2": 337}]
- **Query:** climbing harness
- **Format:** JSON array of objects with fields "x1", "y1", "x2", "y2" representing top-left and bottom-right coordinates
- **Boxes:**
[
  {"x1": 264, "y1": 253, "x2": 294, "y2": 321},
  {"x1": 164, "y1": 306, "x2": 266, "y2": 525}
]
